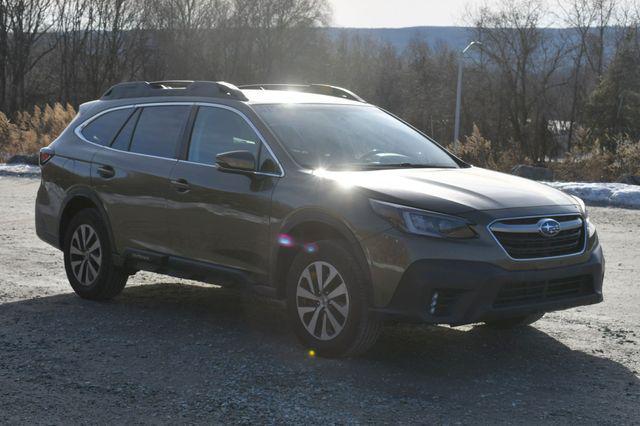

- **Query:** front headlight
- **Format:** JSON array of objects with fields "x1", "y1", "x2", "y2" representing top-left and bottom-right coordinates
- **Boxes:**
[
  {"x1": 572, "y1": 195, "x2": 587, "y2": 215},
  {"x1": 370, "y1": 199, "x2": 477, "y2": 239},
  {"x1": 571, "y1": 195, "x2": 596, "y2": 238},
  {"x1": 587, "y1": 217, "x2": 596, "y2": 238}
]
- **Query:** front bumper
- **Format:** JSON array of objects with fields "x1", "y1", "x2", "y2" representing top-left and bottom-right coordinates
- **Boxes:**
[{"x1": 374, "y1": 245, "x2": 604, "y2": 325}]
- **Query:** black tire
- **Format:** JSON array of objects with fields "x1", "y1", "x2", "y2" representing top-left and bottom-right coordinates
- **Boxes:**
[
  {"x1": 63, "y1": 208, "x2": 128, "y2": 300},
  {"x1": 286, "y1": 240, "x2": 382, "y2": 358},
  {"x1": 484, "y1": 312, "x2": 545, "y2": 329}
]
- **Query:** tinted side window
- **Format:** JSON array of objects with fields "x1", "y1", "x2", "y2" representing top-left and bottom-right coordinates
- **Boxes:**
[
  {"x1": 188, "y1": 107, "x2": 259, "y2": 166},
  {"x1": 82, "y1": 108, "x2": 133, "y2": 146},
  {"x1": 130, "y1": 106, "x2": 191, "y2": 158},
  {"x1": 111, "y1": 109, "x2": 140, "y2": 151}
]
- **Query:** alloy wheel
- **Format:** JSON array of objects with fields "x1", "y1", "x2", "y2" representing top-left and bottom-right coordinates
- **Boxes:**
[
  {"x1": 296, "y1": 261, "x2": 350, "y2": 341},
  {"x1": 69, "y1": 224, "x2": 102, "y2": 286}
]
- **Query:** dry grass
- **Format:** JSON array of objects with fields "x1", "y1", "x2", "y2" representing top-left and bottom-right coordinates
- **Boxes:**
[
  {"x1": 0, "y1": 103, "x2": 76, "y2": 162},
  {"x1": 453, "y1": 124, "x2": 640, "y2": 182},
  {"x1": 551, "y1": 132, "x2": 640, "y2": 182}
]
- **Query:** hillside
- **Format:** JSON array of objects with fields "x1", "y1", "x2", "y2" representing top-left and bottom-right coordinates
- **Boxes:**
[
  {"x1": 324, "y1": 26, "x2": 611, "y2": 52},
  {"x1": 324, "y1": 26, "x2": 472, "y2": 50}
]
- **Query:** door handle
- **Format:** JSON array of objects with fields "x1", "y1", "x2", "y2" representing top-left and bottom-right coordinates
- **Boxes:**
[
  {"x1": 97, "y1": 165, "x2": 115, "y2": 179},
  {"x1": 171, "y1": 178, "x2": 191, "y2": 193}
]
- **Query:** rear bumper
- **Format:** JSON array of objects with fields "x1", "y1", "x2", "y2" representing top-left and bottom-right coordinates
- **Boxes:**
[
  {"x1": 35, "y1": 181, "x2": 61, "y2": 250},
  {"x1": 375, "y1": 245, "x2": 604, "y2": 325}
]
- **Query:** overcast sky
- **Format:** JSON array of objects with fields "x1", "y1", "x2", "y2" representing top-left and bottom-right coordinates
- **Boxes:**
[
  {"x1": 328, "y1": 0, "x2": 473, "y2": 27},
  {"x1": 329, "y1": 0, "x2": 604, "y2": 28}
]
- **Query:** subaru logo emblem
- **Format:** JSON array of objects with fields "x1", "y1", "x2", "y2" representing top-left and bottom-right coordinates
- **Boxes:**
[{"x1": 538, "y1": 218, "x2": 561, "y2": 237}]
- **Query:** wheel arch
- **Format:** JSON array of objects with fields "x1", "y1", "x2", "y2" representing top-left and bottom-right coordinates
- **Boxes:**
[
  {"x1": 59, "y1": 187, "x2": 116, "y2": 257},
  {"x1": 271, "y1": 209, "x2": 372, "y2": 301}
]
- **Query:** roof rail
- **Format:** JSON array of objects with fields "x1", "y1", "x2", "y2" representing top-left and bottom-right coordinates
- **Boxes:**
[
  {"x1": 101, "y1": 81, "x2": 248, "y2": 101},
  {"x1": 239, "y1": 84, "x2": 365, "y2": 103}
]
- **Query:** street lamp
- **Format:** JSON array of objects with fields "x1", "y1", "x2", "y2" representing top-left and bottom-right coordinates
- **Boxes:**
[{"x1": 453, "y1": 41, "x2": 482, "y2": 150}]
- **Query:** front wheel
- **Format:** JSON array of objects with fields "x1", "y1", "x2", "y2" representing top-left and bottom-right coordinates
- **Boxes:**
[{"x1": 286, "y1": 240, "x2": 382, "y2": 358}]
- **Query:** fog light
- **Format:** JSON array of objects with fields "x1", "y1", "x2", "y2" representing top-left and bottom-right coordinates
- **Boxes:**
[{"x1": 429, "y1": 291, "x2": 439, "y2": 315}]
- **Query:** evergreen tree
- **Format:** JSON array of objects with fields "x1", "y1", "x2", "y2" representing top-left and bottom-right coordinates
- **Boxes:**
[{"x1": 586, "y1": 38, "x2": 640, "y2": 141}]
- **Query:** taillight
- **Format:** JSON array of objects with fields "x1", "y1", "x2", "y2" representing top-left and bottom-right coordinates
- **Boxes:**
[{"x1": 39, "y1": 147, "x2": 54, "y2": 165}]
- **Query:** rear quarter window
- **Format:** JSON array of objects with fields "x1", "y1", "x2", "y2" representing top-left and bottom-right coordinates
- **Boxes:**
[
  {"x1": 81, "y1": 108, "x2": 133, "y2": 146},
  {"x1": 111, "y1": 109, "x2": 140, "y2": 151}
]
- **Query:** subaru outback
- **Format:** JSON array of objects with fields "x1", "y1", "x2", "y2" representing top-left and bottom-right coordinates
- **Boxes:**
[{"x1": 35, "y1": 81, "x2": 604, "y2": 357}]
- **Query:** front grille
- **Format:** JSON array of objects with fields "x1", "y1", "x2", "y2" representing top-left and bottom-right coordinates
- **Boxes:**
[
  {"x1": 493, "y1": 275, "x2": 594, "y2": 308},
  {"x1": 490, "y1": 215, "x2": 586, "y2": 259}
]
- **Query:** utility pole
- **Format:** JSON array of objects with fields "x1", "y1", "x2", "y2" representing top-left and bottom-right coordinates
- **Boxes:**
[{"x1": 453, "y1": 41, "x2": 482, "y2": 150}]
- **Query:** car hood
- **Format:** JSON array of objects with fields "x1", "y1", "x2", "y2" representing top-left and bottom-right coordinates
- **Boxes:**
[{"x1": 314, "y1": 166, "x2": 577, "y2": 214}]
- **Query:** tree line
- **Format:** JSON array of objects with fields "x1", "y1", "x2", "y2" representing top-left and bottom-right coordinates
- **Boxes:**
[
  {"x1": 0, "y1": 0, "x2": 330, "y2": 111},
  {"x1": 0, "y1": 0, "x2": 639, "y2": 179}
]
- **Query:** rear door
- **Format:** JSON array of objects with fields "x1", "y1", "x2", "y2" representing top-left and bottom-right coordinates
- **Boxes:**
[
  {"x1": 91, "y1": 103, "x2": 193, "y2": 255},
  {"x1": 166, "y1": 104, "x2": 282, "y2": 275}
]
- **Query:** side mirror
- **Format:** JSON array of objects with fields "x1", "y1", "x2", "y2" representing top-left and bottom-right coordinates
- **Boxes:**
[{"x1": 216, "y1": 150, "x2": 256, "y2": 172}]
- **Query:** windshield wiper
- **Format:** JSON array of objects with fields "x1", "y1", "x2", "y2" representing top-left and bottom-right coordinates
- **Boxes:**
[
  {"x1": 390, "y1": 163, "x2": 450, "y2": 168},
  {"x1": 327, "y1": 163, "x2": 458, "y2": 171},
  {"x1": 352, "y1": 163, "x2": 456, "y2": 170}
]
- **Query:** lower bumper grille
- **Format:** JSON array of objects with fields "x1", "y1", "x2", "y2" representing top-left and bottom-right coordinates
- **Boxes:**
[
  {"x1": 493, "y1": 275, "x2": 594, "y2": 308},
  {"x1": 429, "y1": 289, "x2": 465, "y2": 317}
]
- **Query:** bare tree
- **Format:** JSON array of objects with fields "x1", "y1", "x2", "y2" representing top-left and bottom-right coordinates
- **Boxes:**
[
  {"x1": 54, "y1": 0, "x2": 89, "y2": 105},
  {"x1": 79, "y1": 0, "x2": 146, "y2": 98},
  {"x1": 218, "y1": 0, "x2": 329, "y2": 81},
  {"x1": 142, "y1": 0, "x2": 227, "y2": 80},
  {"x1": 0, "y1": 1, "x2": 9, "y2": 111},
  {"x1": 471, "y1": 0, "x2": 568, "y2": 160},
  {"x1": 560, "y1": 0, "x2": 598, "y2": 149},
  {"x1": 6, "y1": 0, "x2": 57, "y2": 112}
]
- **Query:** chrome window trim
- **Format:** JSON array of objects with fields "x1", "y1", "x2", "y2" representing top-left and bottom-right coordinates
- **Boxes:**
[
  {"x1": 74, "y1": 101, "x2": 285, "y2": 177},
  {"x1": 487, "y1": 213, "x2": 588, "y2": 262},
  {"x1": 74, "y1": 103, "x2": 191, "y2": 163}
]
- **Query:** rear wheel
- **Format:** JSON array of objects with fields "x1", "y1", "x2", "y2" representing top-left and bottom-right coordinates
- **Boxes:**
[
  {"x1": 286, "y1": 240, "x2": 382, "y2": 358},
  {"x1": 484, "y1": 313, "x2": 544, "y2": 329},
  {"x1": 63, "y1": 209, "x2": 128, "y2": 300}
]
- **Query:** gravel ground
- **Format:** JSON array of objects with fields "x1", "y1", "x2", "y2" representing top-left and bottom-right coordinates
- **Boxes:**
[{"x1": 1, "y1": 176, "x2": 639, "y2": 424}]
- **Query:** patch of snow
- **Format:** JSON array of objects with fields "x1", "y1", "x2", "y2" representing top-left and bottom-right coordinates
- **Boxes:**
[
  {"x1": 545, "y1": 181, "x2": 640, "y2": 209},
  {"x1": 0, "y1": 163, "x2": 41, "y2": 177}
]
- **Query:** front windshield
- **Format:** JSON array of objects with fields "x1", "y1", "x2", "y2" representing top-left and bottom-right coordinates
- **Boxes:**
[{"x1": 254, "y1": 104, "x2": 459, "y2": 170}]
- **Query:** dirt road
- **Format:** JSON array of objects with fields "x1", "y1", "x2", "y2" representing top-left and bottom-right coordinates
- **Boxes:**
[{"x1": 1, "y1": 176, "x2": 638, "y2": 424}]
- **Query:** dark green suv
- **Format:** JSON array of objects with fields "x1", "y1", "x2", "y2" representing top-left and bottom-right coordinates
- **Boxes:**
[{"x1": 35, "y1": 81, "x2": 604, "y2": 357}]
